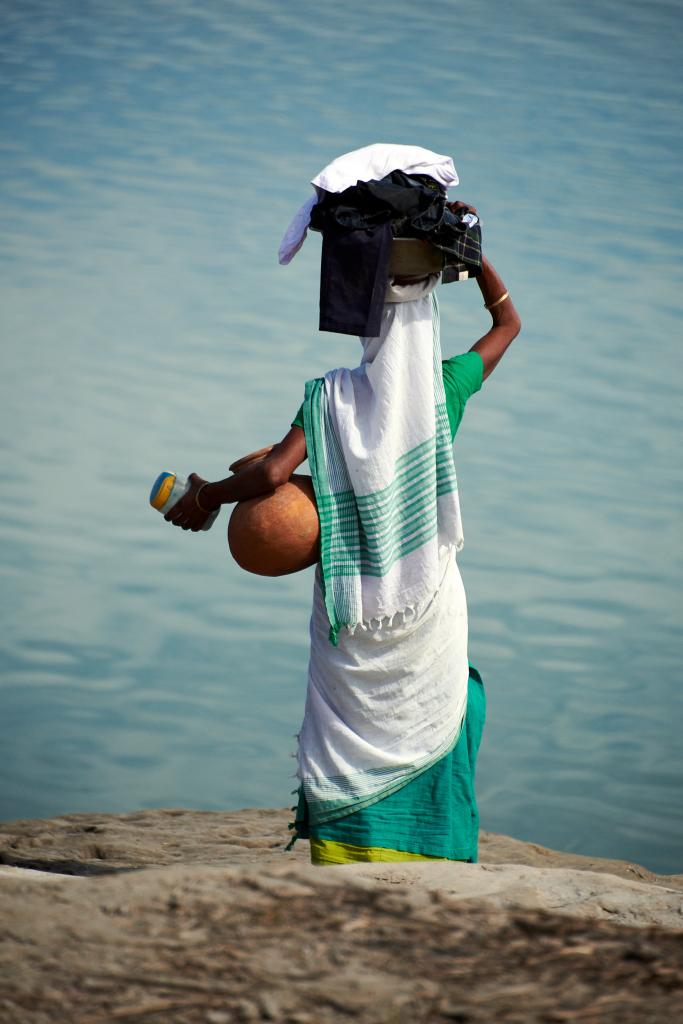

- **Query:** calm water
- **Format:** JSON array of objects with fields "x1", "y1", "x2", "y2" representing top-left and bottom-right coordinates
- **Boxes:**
[{"x1": 1, "y1": 0, "x2": 682, "y2": 873}]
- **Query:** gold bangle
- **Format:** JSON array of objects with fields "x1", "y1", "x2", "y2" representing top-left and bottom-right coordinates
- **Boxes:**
[
  {"x1": 485, "y1": 290, "x2": 509, "y2": 310},
  {"x1": 195, "y1": 482, "x2": 213, "y2": 514}
]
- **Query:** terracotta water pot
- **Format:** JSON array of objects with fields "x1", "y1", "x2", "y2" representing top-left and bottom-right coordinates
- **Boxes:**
[{"x1": 227, "y1": 446, "x2": 320, "y2": 576}]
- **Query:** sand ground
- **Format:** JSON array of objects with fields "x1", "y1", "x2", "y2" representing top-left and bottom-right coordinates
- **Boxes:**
[{"x1": 1, "y1": 808, "x2": 681, "y2": 1023}]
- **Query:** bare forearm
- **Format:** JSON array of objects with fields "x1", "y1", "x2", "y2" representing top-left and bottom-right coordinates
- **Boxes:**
[
  {"x1": 201, "y1": 460, "x2": 279, "y2": 510},
  {"x1": 201, "y1": 427, "x2": 307, "y2": 511},
  {"x1": 476, "y1": 257, "x2": 511, "y2": 310},
  {"x1": 471, "y1": 256, "x2": 521, "y2": 379},
  {"x1": 165, "y1": 428, "x2": 307, "y2": 533}
]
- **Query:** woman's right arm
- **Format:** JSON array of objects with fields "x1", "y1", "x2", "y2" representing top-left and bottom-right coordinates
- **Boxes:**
[
  {"x1": 165, "y1": 426, "x2": 307, "y2": 532},
  {"x1": 470, "y1": 256, "x2": 522, "y2": 380}
]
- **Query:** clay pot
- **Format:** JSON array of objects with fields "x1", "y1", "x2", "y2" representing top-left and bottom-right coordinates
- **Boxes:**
[{"x1": 227, "y1": 446, "x2": 320, "y2": 576}]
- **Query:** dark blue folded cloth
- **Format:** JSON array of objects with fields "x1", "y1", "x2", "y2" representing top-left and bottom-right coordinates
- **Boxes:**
[{"x1": 310, "y1": 170, "x2": 482, "y2": 337}]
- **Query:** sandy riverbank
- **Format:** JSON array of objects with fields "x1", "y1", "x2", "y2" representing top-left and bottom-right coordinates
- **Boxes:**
[{"x1": 1, "y1": 808, "x2": 681, "y2": 1022}]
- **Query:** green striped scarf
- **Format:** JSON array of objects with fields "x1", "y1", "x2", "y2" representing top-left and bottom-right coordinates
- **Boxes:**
[{"x1": 303, "y1": 288, "x2": 462, "y2": 644}]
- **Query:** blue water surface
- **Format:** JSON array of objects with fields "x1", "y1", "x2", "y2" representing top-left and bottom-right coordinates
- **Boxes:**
[{"x1": 1, "y1": 0, "x2": 682, "y2": 873}]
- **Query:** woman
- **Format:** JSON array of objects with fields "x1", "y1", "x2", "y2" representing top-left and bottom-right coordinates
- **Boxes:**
[
  {"x1": 166, "y1": 243, "x2": 520, "y2": 865},
  {"x1": 167, "y1": 247, "x2": 520, "y2": 864}
]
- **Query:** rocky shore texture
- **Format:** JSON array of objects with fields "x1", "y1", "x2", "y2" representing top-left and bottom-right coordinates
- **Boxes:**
[{"x1": 1, "y1": 808, "x2": 682, "y2": 1023}]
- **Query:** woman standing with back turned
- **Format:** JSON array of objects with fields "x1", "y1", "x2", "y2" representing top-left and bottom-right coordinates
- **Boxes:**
[{"x1": 166, "y1": 145, "x2": 521, "y2": 864}]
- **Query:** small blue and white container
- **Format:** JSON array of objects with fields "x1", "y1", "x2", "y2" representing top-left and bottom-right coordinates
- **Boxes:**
[{"x1": 149, "y1": 471, "x2": 219, "y2": 530}]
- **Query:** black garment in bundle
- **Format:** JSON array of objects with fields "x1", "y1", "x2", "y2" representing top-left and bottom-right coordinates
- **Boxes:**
[
  {"x1": 310, "y1": 170, "x2": 482, "y2": 337},
  {"x1": 318, "y1": 222, "x2": 393, "y2": 337}
]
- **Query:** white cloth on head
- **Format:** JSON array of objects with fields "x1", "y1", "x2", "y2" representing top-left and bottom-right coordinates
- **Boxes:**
[
  {"x1": 278, "y1": 193, "x2": 319, "y2": 266},
  {"x1": 313, "y1": 142, "x2": 457, "y2": 194},
  {"x1": 278, "y1": 143, "x2": 459, "y2": 265}
]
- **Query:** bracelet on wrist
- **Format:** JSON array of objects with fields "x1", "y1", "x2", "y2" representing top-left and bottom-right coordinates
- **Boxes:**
[
  {"x1": 195, "y1": 482, "x2": 214, "y2": 514},
  {"x1": 485, "y1": 290, "x2": 509, "y2": 310}
]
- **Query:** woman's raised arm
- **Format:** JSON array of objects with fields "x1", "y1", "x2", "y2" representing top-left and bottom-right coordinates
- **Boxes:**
[{"x1": 470, "y1": 256, "x2": 521, "y2": 380}]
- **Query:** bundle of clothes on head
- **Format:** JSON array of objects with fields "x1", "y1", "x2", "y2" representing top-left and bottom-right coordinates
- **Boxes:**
[{"x1": 278, "y1": 143, "x2": 482, "y2": 337}]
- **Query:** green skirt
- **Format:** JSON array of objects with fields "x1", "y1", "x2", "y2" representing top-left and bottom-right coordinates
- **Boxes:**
[{"x1": 292, "y1": 666, "x2": 486, "y2": 864}]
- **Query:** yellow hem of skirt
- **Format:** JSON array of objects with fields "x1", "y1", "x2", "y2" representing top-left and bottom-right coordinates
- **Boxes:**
[{"x1": 310, "y1": 837, "x2": 459, "y2": 865}]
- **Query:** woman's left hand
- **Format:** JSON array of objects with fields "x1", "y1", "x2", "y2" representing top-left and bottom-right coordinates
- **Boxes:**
[
  {"x1": 447, "y1": 200, "x2": 478, "y2": 217},
  {"x1": 164, "y1": 472, "x2": 214, "y2": 532}
]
